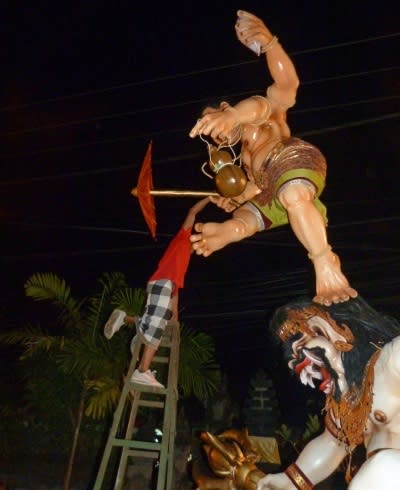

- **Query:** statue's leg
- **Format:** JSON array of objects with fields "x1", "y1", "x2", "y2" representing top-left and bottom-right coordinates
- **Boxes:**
[
  {"x1": 348, "y1": 450, "x2": 400, "y2": 490},
  {"x1": 190, "y1": 207, "x2": 261, "y2": 257},
  {"x1": 278, "y1": 182, "x2": 357, "y2": 305}
]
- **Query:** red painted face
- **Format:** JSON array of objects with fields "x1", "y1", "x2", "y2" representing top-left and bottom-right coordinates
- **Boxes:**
[
  {"x1": 288, "y1": 315, "x2": 349, "y2": 396},
  {"x1": 290, "y1": 346, "x2": 334, "y2": 394}
]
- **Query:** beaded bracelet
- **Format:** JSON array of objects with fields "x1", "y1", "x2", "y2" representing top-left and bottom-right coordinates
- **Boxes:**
[{"x1": 261, "y1": 35, "x2": 279, "y2": 53}]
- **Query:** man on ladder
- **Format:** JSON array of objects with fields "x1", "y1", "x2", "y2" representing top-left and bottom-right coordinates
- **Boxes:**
[{"x1": 104, "y1": 197, "x2": 210, "y2": 387}]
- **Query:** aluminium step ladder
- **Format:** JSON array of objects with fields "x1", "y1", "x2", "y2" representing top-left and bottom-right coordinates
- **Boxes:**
[{"x1": 93, "y1": 321, "x2": 180, "y2": 490}]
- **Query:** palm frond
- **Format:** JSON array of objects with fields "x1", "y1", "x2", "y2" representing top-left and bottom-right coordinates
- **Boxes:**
[
  {"x1": 179, "y1": 360, "x2": 220, "y2": 399},
  {"x1": 85, "y1": 286, "x2": 107, "y2": 338},
  {"x1": 56, "y1": 339, "x2": 106, "y2": 377},
  {"x1": 10, "y1": 271, "x2": 222, "y2": 442},
  {"x1": 178, "y1": 323, "x2": 221, "y2": 400},
  {"x1": 112, "y1": 287, "x2": 146, "y2": 316},
  {"x1": 302, "y1": 414, "x2": 321, "y2": 441},
  {"x1": 24, "y1": 273, "x2": 82, "y2": 328},
  {"x1": 86, "y1": 272, "x2": 130, "y2": 331},
  {"x1": 85, "y1": 274, "x2": 144, "y2": 338},
  {"x1": 180, "y1": 324, "x2": 216, "y2": 363},
  {"x1": 276, "y1": 424, "x2": 293, "y2": 443},
  {"x1": 97, "y1": 272, "x2": 129, "y2": 296},
  {"x1": 0, "y1": 324, "x2": 63, "y2": 360},
  {"x1": 84, "y1": 378, "x2": 121, "y2": 419},
  {"x1": 56, "y1": 337, "x2": 128, "y2": 381}
]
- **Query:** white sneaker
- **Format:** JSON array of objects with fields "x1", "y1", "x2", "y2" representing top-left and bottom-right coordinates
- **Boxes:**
[
  {"x1": 104, "y1": 309, "x2": 126, "y2": 339},
  {"x1": 131, "y1": 369, "x2": 164, "y2": 388}
]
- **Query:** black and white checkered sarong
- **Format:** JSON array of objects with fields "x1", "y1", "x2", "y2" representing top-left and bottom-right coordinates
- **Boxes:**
[{"x1": 136, "y1": 279, "x2": 173, "y2": 348}]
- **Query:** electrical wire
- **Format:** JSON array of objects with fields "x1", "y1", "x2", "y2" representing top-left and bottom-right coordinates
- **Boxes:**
[
  {"x1": 1, "y1": 107, "x2": 399, "y2": 165},
  {"x1": 1, "y1": 32, "x2": 398, "y2": 113},
  {"x1": 1, "y1": 68, "x2": 398, "y2": 138},
  {"x1": 2, "y1": 214, "x2": 399, "y2": 260}
]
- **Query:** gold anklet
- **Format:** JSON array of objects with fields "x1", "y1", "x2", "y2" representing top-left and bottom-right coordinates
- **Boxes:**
[{"x1": 308, "y1": 245, "x2": 332, "y2": 261}]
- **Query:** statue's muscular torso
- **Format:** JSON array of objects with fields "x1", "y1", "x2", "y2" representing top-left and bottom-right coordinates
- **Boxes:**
[
  {"x1": 364, "y1": 338, "x2": 400, "y2": 454},
  {"x1": 240, "y1": 114, "x2": 291, "y2": 181}
]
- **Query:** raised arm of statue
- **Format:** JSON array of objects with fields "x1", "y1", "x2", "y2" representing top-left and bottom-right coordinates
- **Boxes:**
[
  {"x1": 235, "y1": 9, "x2": 299, "y2": 112},
  {"x1": 189, "y1": 10, "x2": 300, "y2": 142},
  {"x1": 189, "y1": 96, "x2": 272, "y2": 142}
]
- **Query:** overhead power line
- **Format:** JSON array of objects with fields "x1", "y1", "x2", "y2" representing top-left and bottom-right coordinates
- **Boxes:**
[
  {"x1": 0, "y1": 111, "x2": 398, "y2": 166},
  {"x1": 2, "y1": 215, "x2": 400, "y2": 260},
  {"x1": 0, "y1": 32, "x2": 398, "y2": 114},
  {"x1": 1, "y1": 82, "x2": 398, "y2": 138},
  {"x1": 298, "y1": 112, "x2": 400, "y2": 137}
]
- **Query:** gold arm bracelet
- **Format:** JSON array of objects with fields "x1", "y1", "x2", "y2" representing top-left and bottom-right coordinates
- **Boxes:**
[
  {"x1": 261, "y1": 36, "x2": 279, "y2": 53},
  {"x1": 284, "y1": 463, "x2": 314, "y2": 490}
]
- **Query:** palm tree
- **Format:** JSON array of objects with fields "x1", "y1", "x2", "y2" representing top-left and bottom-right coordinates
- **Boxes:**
[{"x1": 0, "y1": 271, "x2": 220, "y2": 490}]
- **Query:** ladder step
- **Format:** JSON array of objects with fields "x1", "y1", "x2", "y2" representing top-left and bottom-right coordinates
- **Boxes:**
[
  {"x1": 111, "y1": 438, "x2": 161, "y2": 451},
  {"x1": 128, "y1": 382, "x2": 169, "y2": 394},
  {"x1": 127, "y1": 449, "x2": 160, "y2": 459},
  {"x1": 137, "y1": 400, "x2": 165, "y2": 409},
  {"x1": 160, "y1": 341, "x2": 172, "y2": 347},
  {"x1": 153, "y1": 355, "x2": 169, "y2": 363}
]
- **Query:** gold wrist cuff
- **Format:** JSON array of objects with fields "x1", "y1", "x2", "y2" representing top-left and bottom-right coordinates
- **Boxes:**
[
  {"x1": 285, "y1": 463, "x2": 314, "y2": 490},
  {"x1": 261, "y1": 35, "x2": 279, "y2": 53}
]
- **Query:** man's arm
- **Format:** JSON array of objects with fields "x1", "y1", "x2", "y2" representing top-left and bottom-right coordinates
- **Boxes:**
[{"x1": 181, "y1": 197, "x2": 211, "y2": 230}]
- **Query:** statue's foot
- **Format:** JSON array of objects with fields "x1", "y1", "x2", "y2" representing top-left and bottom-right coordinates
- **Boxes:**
[
  {"x1": 311, "y1": 248, "x2": 358, "y2": 306},
  {"x1": 190, "y1": 222, "x2": 232, "y2": 257}
]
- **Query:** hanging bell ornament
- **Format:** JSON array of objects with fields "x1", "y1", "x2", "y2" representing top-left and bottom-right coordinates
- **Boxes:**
[
  {"x1": 209, "y1": 149, "x2": 233, "y2": 173},
  {"x1": 215, "y1": 165, "x2": 247, "y2": 197},
  {"x1": 209, "y1": 149, "x2": 247, "y2": 198}
]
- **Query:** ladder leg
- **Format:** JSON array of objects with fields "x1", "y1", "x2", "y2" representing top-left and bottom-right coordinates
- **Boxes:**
[
  {"x1": 93, "y1": 322, "x2": 180, "y2": 490},
  {"x1": 156, "y1": 322, "x2": 180, "y2": 490},
  {"x1": 93, "y1": 344, "x2": 140, "y2": 490},
  {"x1": 167, "y1": 324, "x2": 180, "y2": 490},
  {"x1": 93, "y1": 375, "x2": 133, "y2": 490},
  {"x1": 165, "y1": 397, "x2": 178, "y2": 490},
  {"x1": 114, "y1": 390, "x2": 142, "y2": 490}
]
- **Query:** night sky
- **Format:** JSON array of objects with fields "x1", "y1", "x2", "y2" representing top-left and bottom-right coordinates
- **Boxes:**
[{"x1": 1, "y1": 1, "x2": 399, "y2": 404}]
